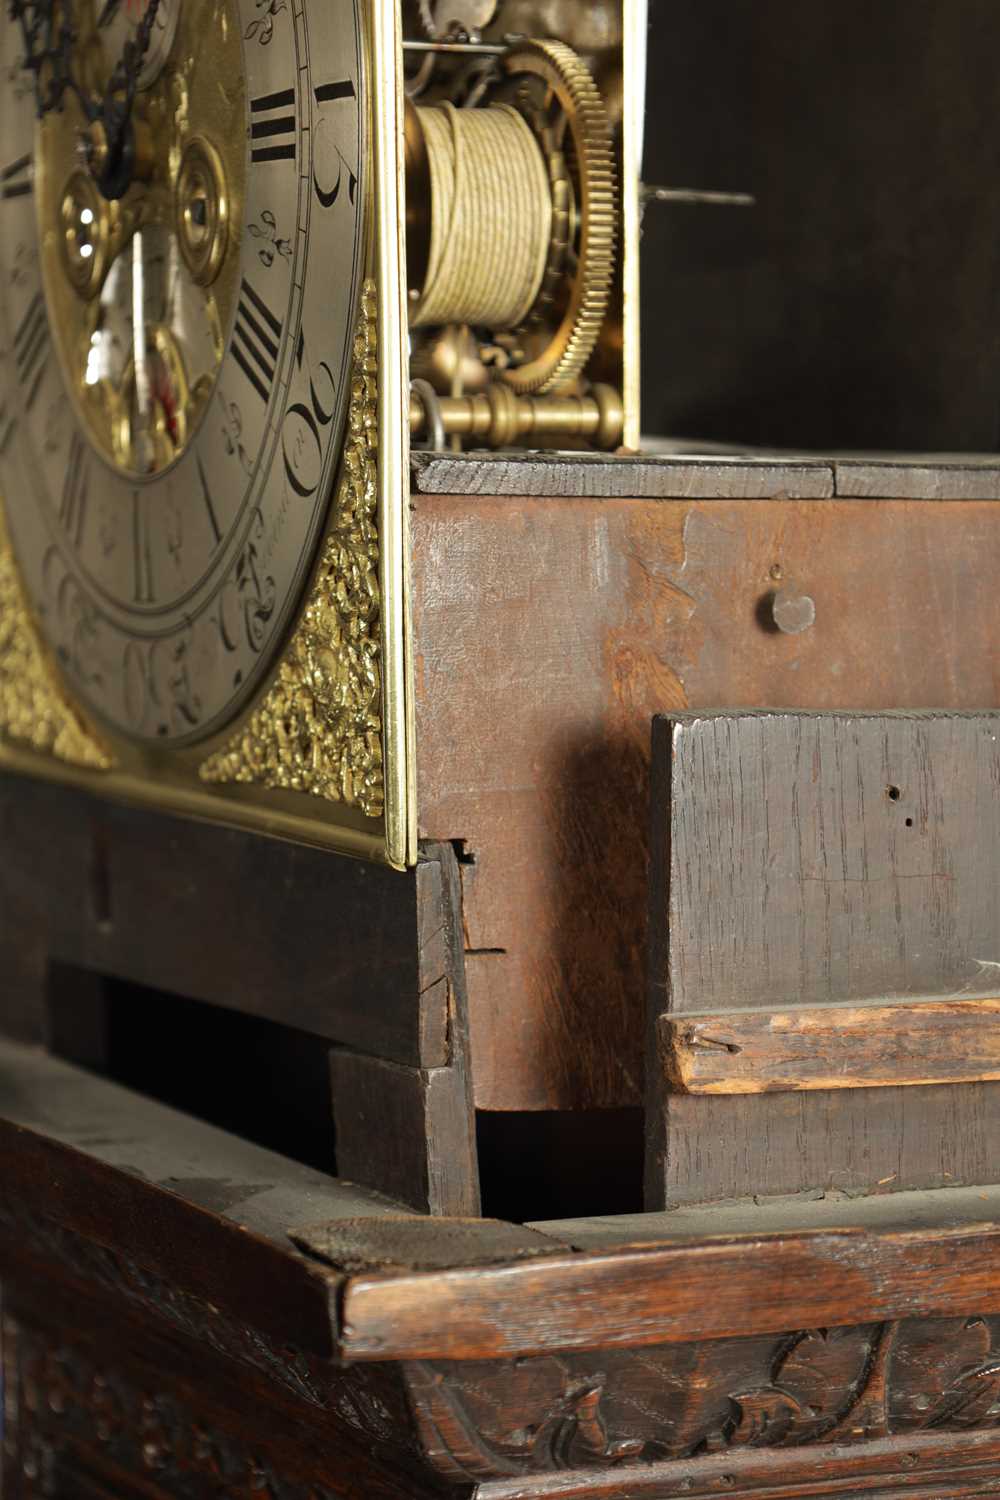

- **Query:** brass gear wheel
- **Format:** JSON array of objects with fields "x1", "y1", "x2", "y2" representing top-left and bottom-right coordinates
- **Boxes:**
[
  {"x1": 498, "y1": 38, "x2": 617, "y2": 396},
  {"x1": 415, "y1": 0, "x2": 498, "y2": 38}
]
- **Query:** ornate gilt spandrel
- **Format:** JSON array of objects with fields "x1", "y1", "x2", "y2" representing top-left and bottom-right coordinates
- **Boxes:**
[
  {"x1": 0, "y1": 501, "x2": 113, "y2": 772},
  {"x1": 199, "y1": 279, "x2": 385, "y2": 821}
]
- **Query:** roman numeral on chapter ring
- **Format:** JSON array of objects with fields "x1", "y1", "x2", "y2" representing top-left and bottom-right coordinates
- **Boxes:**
[
  {"x1": 1, "y1": 154, "x2": 32, "y2": 199},
  {"x1": 132, "y1": 490, "x2": 155, "y2": 603},
  {"x1": 315, "y1": 79, "x2": 355, "y2": 105},
  {"x1": 14, "y1": 292, "x2": 48, "y2": 411},
  {"x1": 232, "y1": 278, "x2": 283, "y2": 405},
  {"x1": 250, "y1": 88, "x2": 296, "y2": 163},
  {"x1": 59, "y1": 433, "x2": 90, "y2": 548},
  {"x1": 196, "y1": 452, "x2": 222, "y2": 548}
]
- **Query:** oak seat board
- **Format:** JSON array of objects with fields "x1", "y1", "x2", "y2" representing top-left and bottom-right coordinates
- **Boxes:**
[
  {"x1": 12, "y1": 1040, "x2": 1000, "y2": 1366},
  {"x1": 411, "y1": 450, "x2": 1000, "y2": 500},
  {"x1": 646, "y1": 709, "x2": 1000, "y2": 1207},
  {"x1": 660, "y1": 996, "x2": 1000, "y2": 1095}
]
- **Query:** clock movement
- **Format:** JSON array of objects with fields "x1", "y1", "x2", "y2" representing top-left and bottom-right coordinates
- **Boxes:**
[{"x1": 0, "y1": 0, "x2": 642, "y2": 868}]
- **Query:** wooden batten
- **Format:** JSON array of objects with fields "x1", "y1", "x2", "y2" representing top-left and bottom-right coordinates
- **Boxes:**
[{"x1": 660, "y1": 996, "x2": 1000, "y2": 1095}]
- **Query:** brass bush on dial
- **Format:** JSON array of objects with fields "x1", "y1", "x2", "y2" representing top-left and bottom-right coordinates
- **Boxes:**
[
  {"x1": 175, "y1": 135, "x2": 229, "y2": 287},
  {"x1": 59, "y1": 169, "x2": 111, "y2": 300}
]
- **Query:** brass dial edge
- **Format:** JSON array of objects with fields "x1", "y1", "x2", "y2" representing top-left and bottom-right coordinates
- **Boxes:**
[{"x1": 199, "y1": 279, "x2": 385, "y2": 823}]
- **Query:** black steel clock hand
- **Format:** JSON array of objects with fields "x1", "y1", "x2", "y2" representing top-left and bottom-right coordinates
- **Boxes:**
[
  {"x1": 89, "y1": 0, "x2": 162, "y2": 198},
  {"x1": 8, "y1": 0, "x2": 98, "y2": 120},
  {"x1": 8, "y1": 0, "x2": 162, "y2": 197}
]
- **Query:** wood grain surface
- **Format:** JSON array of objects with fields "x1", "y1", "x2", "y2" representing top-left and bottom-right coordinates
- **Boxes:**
[
  {"x1": 411, "y1": 451, "x2": 835, "y2": 498},
  {"x1": 0, "y1": 1038, "x2": 391, "y2": 1357},
  {"x1": 835, "y1": 459, "x2": 1000, "y2": 499},
  {"x1": 15, "y1": 1036, "x2": 1000, "y2": 1371},
  {"x1": 0, "y1": 776, "x2": 480, "y2": 1213},
  {"x1": 0, "y1": 772, "x2": 446, "y2": 1068},
  {"x1": 661, "y1": 997, "x2": 1000, "y2": 1095},
  {"x1": 647, "y1": 710, "x2": 1000, "y2": 1205},
  {"x1": 329, "y1": 842, "x2": 480, "y2": 1215},
  {"x1": 412, "y1": 452, "x2": 1000, "y2": 501},
  {"x1": 13, "y1": 1027, "x2": 1000, "y2": 1500},
  {"x1": 12, "y1": 1170, "x2": 1000, "y2": 1500},
  {"x1": 653, "y1": 711, "x2": 1000, "y2": 1017},
  {"x1": 340, "y1": 1217, "x2": 1000, "y2": 1362},
  {"x1": 411, "y1": 495, "x2": 1000, "y2": 1113},
  {"x1": 2, "y1": 1284, "x2": 431, "y2": 1500},
  {"x1": 330, "y1": 1049, "x2": 480, "y2": 1216},
  {"x1": 475, "y1": 1434, "x2": 1000, "y2": 1500}
]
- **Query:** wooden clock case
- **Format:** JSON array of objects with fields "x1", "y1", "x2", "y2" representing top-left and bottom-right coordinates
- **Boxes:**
[{"x1": 6, "y1": 5, "x2": 1000, "y2": 1500}]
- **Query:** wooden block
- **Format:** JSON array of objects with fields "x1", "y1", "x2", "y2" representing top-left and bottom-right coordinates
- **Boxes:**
[
  {"x1": 330, "y1": 1050, "x2": 479, "y2": 1217},
  {"x1": 654, "y1": 711, "x2": 1000, "y2": 1017},
  {"x1": 329, "y1": 844, "x2": 479, "y2": 1217},
  {"x1": 660, "y1": 997, "x2": 1000, "y2": 1095},
  {"x1": 646, "y1": 710, "x2": 1000, "y2": 1208}
]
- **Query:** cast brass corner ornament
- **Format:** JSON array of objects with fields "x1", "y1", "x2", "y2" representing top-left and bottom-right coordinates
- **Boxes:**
[
  {"x1": 199, "y1": 280, "x2": 385, "y2": 821},
  {"x1": 0, "y1": 502, "x2": 114, "y2": 772}
]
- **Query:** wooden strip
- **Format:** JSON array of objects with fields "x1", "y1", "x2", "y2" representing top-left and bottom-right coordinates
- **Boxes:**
[
  {"x1": 411, "y1": 451, "x2": 835, "y2": 499},
  {"x1": 477, "y1": 1429, "x2": 1000, "y2": 1500},
  {"x1": 660, "y1": 997, "x2": 1000, "y2": 1095},
  {"x1": 835, "y1": 459, "x2": 1000, "y2": 500},
  {"x1": 340, "y1": 1218, "x2": 1000, "y2": 1362},
  {"x1": 531, "y1": 1180, "x2": 1000, "y2": 1249}
]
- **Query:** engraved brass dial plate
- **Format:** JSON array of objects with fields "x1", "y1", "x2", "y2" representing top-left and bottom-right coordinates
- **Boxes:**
[{"x1": 0, "y1": 0, "x2": 367, "y2": 752}]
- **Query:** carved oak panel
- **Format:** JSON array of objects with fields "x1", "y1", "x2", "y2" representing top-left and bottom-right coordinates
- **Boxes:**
[{"x1": 404, "y1": 1316, "x2": 1000, "y2": 1482}]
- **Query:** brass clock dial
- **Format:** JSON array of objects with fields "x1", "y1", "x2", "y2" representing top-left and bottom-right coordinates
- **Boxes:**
[{"x1": 0, "y1": 0, "x2": 366, "y2": 747}]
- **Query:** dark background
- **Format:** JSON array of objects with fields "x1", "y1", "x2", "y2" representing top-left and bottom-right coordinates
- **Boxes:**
[{"x1": 640, "y1": 1, "x2": 1000, "y2": 452}]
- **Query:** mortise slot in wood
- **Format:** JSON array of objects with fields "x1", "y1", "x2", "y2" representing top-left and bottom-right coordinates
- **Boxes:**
[{"x1": 660, "y1": 996, "x2": 1000, "y2": 1095}]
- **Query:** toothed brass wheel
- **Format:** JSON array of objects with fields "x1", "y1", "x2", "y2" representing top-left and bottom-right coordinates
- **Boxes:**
[{"x1": 497, "y1": 37, "x2": 617, "y2": 395}]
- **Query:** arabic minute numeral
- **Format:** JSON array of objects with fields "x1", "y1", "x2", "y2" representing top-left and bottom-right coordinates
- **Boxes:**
[
  {"x1": 14, "y1": 291, "x2": 48, "y2": 411},
  {"x1": 313, "y1": 79, "x2": 357, "y2": 210},
  {"x1": 282, "y1": 328, "x2": 336, "y2": 498},
  {"x1": 231, "y1": 277, "x2": 283, "y2": 405},
  {"x1": 0, "y1": 399, "x2": 16, "y2": 454}
]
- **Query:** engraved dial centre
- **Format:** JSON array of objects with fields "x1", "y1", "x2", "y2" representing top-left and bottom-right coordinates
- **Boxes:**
[{"x1": 36, "y1": 0, "x2": 246, "y2": 477}]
